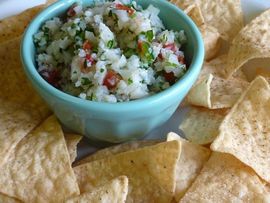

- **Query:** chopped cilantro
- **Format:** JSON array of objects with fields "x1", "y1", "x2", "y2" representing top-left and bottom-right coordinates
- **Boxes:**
[
  {"x1": 128, "y1": 78, "x2": 133, "y2": 85},
  {"x1": 81, "y1": 77, "x2": 92, "y2": 86},
  {"x1": 100, "y1": 68, "x2": 104, "y2": 73},
  {"x1": 145, "y1": 30, "x2": 154, "y2": 42},
  {"x1": 107, "y1": 40, "x2": 116, "y2": 49}
]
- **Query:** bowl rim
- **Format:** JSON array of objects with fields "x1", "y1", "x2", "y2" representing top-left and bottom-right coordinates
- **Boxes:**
[{"x1": 21, "y1": 0, "x2": 204, "y2": 112}]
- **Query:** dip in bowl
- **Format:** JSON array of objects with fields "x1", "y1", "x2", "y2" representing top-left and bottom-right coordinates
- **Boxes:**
[{"x1": 21, "y1": 0, "x2": 204, "y2": 142}]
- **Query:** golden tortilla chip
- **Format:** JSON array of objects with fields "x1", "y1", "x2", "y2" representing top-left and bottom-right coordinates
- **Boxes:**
[
  {"x1": 211, "y1": 76, "x2": 270, "y2": 183},
  {"x1": 0, "y1": 116, "x2": 80, "y2": 202},
  {"x1": 166, "y1": 132, "x2": 210, "y2": 201},
  {"x1": 0, "y1": 99, "x2": 44, "y2": 166},
  {"x1": 0, "y1": 193, "x2": 21, "y2": 203},
  {"x1": 180, "y1": 152, "x2": 270, "y2": 202},
  {"x1": 255, "y1": 67, "x2": 270, "y2": 83},
  {"x1": 200, "y1": 55, "x2": 248, "y2": 81},
  {"x1": 66, "y1": 176, "x2": 128, "y2": 203},
  {"x1": 73, "y1": 141, "x2": 181, "y2": 202},
  {"x1": 0, "y1": 0, "x2": 56, "y2": 43},
  {"x1": 187, "y1": 73, "x2": 249, "y2": 109},
  {"x1": 200, "y1": 25, "x2": 221, "y2": 61},
  {"x1": 179, "y1": 107, "x2": 228, "y2": 144},
  {"x1": 64, "y1": 134, "x2": 82, "y2": 164},
  {"x1": 170, "y1": 0, "x2": 243, "y2": 40},
  {"x1": 75, "y1": 140, "x2": 159, "y2": 166},
  {"x1": 224, "y1": 9, "x2": 270, "y2": 78},
  {"x1": 0, "y1": 37, "x2": 50, "y2": 117}
]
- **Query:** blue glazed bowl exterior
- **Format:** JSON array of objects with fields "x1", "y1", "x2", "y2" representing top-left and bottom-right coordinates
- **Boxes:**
[{"x1": 21, "y1": 0, "x2": 204, "y2": 142}]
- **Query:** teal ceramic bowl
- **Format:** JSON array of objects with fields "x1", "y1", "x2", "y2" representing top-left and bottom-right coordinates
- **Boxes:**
[{"x1": 21, "y1": 0, "x2": 204, "y2": 142}]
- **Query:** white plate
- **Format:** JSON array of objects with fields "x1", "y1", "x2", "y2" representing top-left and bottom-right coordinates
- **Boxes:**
[{"x1": 76, "y1": 0, "x2": 270, "y2": 159}]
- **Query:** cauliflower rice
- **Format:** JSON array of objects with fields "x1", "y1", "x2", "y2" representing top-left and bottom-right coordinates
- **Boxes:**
[{"x1": 34, "y1": 0, "x2": 187, "y2": 103}]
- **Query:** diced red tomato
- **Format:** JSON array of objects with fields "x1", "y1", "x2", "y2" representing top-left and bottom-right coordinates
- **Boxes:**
[
  {"x1": 163, "y1": 71, "x2": 176, "y2": 84},
  {"x1": 115, "y1": 3, "x2": 135, "y2": 15},
  {"x1": 40, "y1": 69, "x2": 61, "y2": 88},
  {"x1": 178, "y1": 55, "x2": 185, "y2": 64},
  {"x1": 85, "y1": 54, "x2": 95, "y2": 64},
  {"x1": 83, "y1": 40, "x2": 92, "y2": 52},
  {"x1": 67, "y1": 4, "x2": 77, "y2": 17},
  {"x1": 103, "y1": 70, "x2": 121, "y2": 89},
  {"x1": 158, "y1": 52, "x2": 163, "y2": 60},
  {"x1": 137, "y1": 40, "x2": 143, "y2": 52},
  {"x1": 164, "y1": 43, "x2": 177, "y2": 52}
]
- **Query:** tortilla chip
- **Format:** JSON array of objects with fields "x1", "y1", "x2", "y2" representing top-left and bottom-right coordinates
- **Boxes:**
[
  {"x1": 186, "y1": 73, "x2": 213, "y2": 108},
  {"x1": 64, "y1": 134, "x2": 82, "y2": 164},
  {"x1": 187, "y1": 72, "x2": 249, "y2": 109},
  {"x1": 170, "y1": 0, "x2": 243, "y2": 40},
  {"x1": 0, "y1": 99, "x2": 45, "y2": 166},
  {"x1": 255, "y1": 67, "x2": 270, "y2": 83},
  {"x1": 224, "y1": 9, "x2": 270, "y2": 78},
  {"x1": 0, "y1": 0, "x2": 56, "y2": 43},
  {"x1": 75, "y1": 140, "x2": 160, "y2": 166},
  {"x1": 200, "y1": 55, "x2": 248, "y2": 81},
  {"x1": 180, "y1": 152, "x2": 270, "y2": 202},
  {"x1": 211, "y1": 76, "x2": 270, "y2": 183},
  {"x1": 66, "y1": 176, "x2": 128, "y2": 203},
  {"x1": 166, "y1": 132, "x2": 210, "y2": 201},
  {"x1": 0, "y1": 116, "x2": 80, "y2": 202},
  {"x1": 0, "y1": 37, "x2": 50, "y2": 117},
  {"x1": 73, "y1": 140, "x2": 181, "y2": 202},
  {"x1": 179, "y1": 107, "x2": 228, "y2": 144},
  {"x1": 200, "y1": 25, "x2": 221, "y2": 61},
  {"x1": 0, "y1": 193, "x2": 21, "y2": 203}
]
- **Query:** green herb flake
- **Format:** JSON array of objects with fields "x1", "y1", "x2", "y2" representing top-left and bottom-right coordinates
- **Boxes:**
[
  {"x1": 100, "y1": 68, "x2": 105, "y2": 73},
  {"x1": 81, "y1": 77, "x2": 92, "y2": 86},
  {"x1": 145, "y1": 30, "x2": 154, "y2": 42},
  {"x1": 107, "y1": 40, "x2": 116, "y2": 49},
  {"x1": 128, "y1": 78, "x2": 133, "y2": 85}
]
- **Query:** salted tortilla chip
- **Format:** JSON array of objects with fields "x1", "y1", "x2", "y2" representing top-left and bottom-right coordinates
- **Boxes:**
[
  {"x1": 0, "y1": 37, "x2": 50, "y2": 117},
  {"x1": 170, "y1": 0, "x2": 243, "y2": 40},
  {"x1": 180, "y1": 152, "x2": 270, "y2": 202},
  {"x1": 0, "y1": 99, "x2": 45, "y2": 166},
  {"x1": 200, "y1": 25, "x2": 221, "y2": 61},
  {"x1": 224, "y1": 9, "x2": 270, "y2": 78},
  {"x1": 211, "y1": 76, "x2": 270, "y2": 183},
  {"x1": 66, "y1": 176, "x2": 128, "y2": 203},
  {"x1": 199, "y1": 55, "x2": 248, "y2": 81},
  {"x1": 64, "y1": 134, "x2": 82, "y2": 164},
  {"x1": 255, "y1": 67, "x2": 270, "y2": 83},
  {"x1": 0, "y1": 193, "x2": 21, "y2": 203},
  {"x1": 179, "y1": 107, "x2": 228, "y2": 144},
  {"x1": 73, "y1": 141, "x2": 181, "y2": 202},
  {"x1": 166, "y1": 132, "x2": 210, "y2": 201},
  {"x1": 75, "y1": 140, "x2": 159, "y2": 166},
  {"x1": 187, "y1": 73, "x2": 249, "y2": 109},
  {"x1": 0, "y1": 0, "x2": 56, "y2": 43},
  {"x1": 186, "y1": 73, "x2": 213, "y2": 108},
  {"x1": 0, "y1": 116, "x2": 79, "y2": 202}
]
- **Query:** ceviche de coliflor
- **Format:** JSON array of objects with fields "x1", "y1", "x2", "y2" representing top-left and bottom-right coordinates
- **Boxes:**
[{"x1": 34, "y1": 0, "x2": 187, "y2": 102}]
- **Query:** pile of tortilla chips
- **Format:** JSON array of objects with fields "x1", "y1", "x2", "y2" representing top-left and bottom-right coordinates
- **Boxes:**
[{"x1": 0, "y1": 0, "x2": 270, "y2": 202}]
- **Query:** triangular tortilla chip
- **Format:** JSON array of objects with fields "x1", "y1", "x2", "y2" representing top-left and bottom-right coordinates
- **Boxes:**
[
  {"x1": 73, "y1": 141, "x2": 181, "y2": 202},
  {"x1": 0, "y1": 99, "x2": 45, "y2": 166},
  {"x1": 187, "y1": 73, "x2": 249, "y2": 109},
  {"x1": 166, "y1": 132, "x2": 210, "y2": 201},
  {"x1": 180, "y1": 152, "x2": 270, "y2": 202},
  {"x1": 0, "y1": 116, "x2": 79, "y2": 202},
  {"x1": 224, "y1": 9, "x2": 270, "y2": 78},
  {"x1": 64, "y1": 134, "x2": 82, "y2": 164},
  {"x1": 179, "y1": 107, "x2": 228, "y2": 144},
  {"x1": 66, "y1": 176, "x2": 128, "y2": 203},
  {"x1": 211, "y1": 76, "x2": 270, "y2": 183},
  {"x1": 0, "y1": 0, "x2": 56, "y2": 43},
  {"x1": 0, "y1": 37, "x2": 50, "y2": 117},
  {"x1": 0, "y1": 193, "x2": 21, "y2": 203},
  {"x1": 170, "y1": 0, "x2": 243, "y2": 40},
  {"x1": 75, "y1": 140, "x2": 159, "y2": 166},
  {"x1": 200, "y1": 25, "x2": 221, "y2": 61}
]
